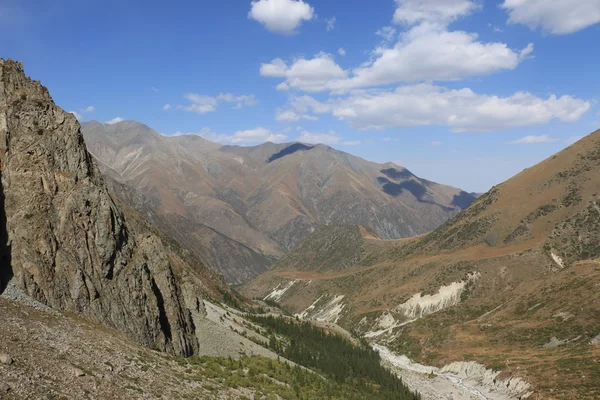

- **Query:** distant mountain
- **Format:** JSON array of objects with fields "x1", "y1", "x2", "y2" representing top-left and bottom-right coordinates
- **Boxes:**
[
  {"x1": 82, "y1": 121, "x2": 476, "y2": 283},
  {"x1": 242, "y1": 129, "x2": 600, "y2": 398}
]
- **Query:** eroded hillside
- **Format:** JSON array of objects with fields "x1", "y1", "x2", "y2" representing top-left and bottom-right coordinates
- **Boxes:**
[{"x1": 242, "y1": 129, "x2": 600, "y2": 399}]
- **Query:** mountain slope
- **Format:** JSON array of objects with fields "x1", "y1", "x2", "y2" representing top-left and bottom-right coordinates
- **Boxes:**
[
  {"x1": 242, "y1": 129, "x2": 600, "y2": 398},
  {"x1": 82, "y1": 121, "x2": 476, "y2": 283},
  {"x1": 0, "y1": 59, "x2": 234, "y2": 356}
]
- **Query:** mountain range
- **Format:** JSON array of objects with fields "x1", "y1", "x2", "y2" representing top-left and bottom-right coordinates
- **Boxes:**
[
  {"x1": 242, "y1": 128, "x2": 600, "y2": 399},
  {"x1": 81, "y1": 120, "x2": 476, "y2": 284},
  {"x1": 3, "y1": 57, "x2": 599, "y2": 399}
]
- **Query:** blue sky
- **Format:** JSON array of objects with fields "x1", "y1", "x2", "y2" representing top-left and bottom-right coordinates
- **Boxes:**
[{"x1": 1, "y1": 0, "x2": 599, "y2": 192}]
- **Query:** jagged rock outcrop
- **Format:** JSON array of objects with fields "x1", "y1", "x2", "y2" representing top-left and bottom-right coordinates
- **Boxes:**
[{"x1": 0, "y1": 59, "x2": 224, "y2": 356}]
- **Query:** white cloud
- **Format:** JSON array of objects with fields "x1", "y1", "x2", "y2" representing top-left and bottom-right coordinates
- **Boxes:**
[
  {"x1": 326, "y1": 17, "x2": 336, "y2": 31},
  {"x1": 260, "y1": 52, "x2": 347, "y2": 92},
  {"x1": 338, "y1": 48, "x2": 346, "y2": 56},
  {"x1": 260, "y1": 1, "x2": 532, "y2": 92},
  {"x1": 152, "y1": 87, "x2": 160, "y2": 92},
  {"x1": 393, "y1": 0, "x2": 480, "y2": 26},
  {"x1": 230, "y1": 127, "x2": 287, "y2": 143},
  {"x1": 290, "y1": 85, "x2": 590, "y2": 133},
  {"x1": 249, "y1": 0, "x2": 314, "y2": 35},
  {"x1": 276, "y1": 109, "x2": 318, "y2": 123},
  {"x1": 519, "y1": 42, "x2": 534, "y2": 59},
  {"x1": 84, "y1": 106, "x2": 95, "y2": 113},
  {"x1": 106, "y1": 117, "x2": 124, "y2": 125},
  {"x1": 162, "y1": 104, "x2": 172, "y2": 111},
  {"x1": 297, "y1": 130, "x2": 341, "y2": 144},
  {"x1": 345, "y1": 31, "x2": 531, "y2": 89},
  {"x1": 501, "y1": 0, "x2": 600, "y2": 35},
  {"x1": 176, "y1": 127, "x2": 288, "y2": 144},
  {"x1": 376, "y1": 26, "x2": 397, "y2": 42},
  {"x1": 508, "y1": 135, "x2": 587, "y2": 145},
  {"x1": 69, "y1": 111, "x2": 83, "y2": 120},
  {"x1": 431, "y1": 141, "x2": 442, "y2": 146},
  {"x1": 383, "y1": 137, "x2": 399, "y2": 142},
  {"x1": 182, "y1": 92, "x2": 257, "y2": 114},
  {"x1": 342, "y1": 140, "x2": 361, "y2": 146},
  {"x1": 507, "y1": 135, "x2": 559, "y2": 144}
]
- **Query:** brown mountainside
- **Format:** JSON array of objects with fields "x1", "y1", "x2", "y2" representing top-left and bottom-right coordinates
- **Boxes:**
[
  {"x1": 82, "y1": 121, "x2": 476, "y2": 283},
  {"x1": 242, "y1": 129, "x2": 600, "y2": 399}
]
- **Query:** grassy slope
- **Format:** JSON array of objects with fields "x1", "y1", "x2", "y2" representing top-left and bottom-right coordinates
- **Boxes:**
[{"x1": 242, "y1": 129, "x2": 600, "y2": 399}]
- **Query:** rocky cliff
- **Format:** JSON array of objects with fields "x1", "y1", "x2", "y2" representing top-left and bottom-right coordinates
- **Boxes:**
[{"x1": 0, "y1": 59, "x2": 228, "y2": 356}]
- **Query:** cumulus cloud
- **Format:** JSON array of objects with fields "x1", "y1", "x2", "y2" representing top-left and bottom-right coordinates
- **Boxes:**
[
  {"x1": 260, "y1": 52, "x2": 347, "y2": 92},
  {"x1": 182, "y1": 92, "x2": 257, "y2": 114},
  {"x1": 501, "y1": 0, "x2": 600, "y2": 34},
  {"x1": 249, "y1": 0, "x2": 314, "y2": 35},
  {"x1": 106, "y1": 117, "x2": 124, "y2": 124},
  {"x1": 260, "y1": 1, "x2": 532, "y2": 92},
  {"x1": 162, "y1": 104, "x2": 172, "y2": 111},
  {"x1": 345, "y1": 30, "x2": 532, "y2": 89},
  {"x1": 338, "y1": 48, "x2": 346, "y2": 56},
  {"x1": 84, "y1": 106, "x2": 95, "y2": 113},
  {"x1": 286, "y1": 85, "x2": 590, "y2": 133}
]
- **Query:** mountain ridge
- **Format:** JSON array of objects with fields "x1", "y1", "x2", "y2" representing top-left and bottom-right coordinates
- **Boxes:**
[
  {"x1": 242, "y1": 128, "x2": 600, "y2": 398},
  {"x1": 82, "y1": 120, "x2": 476, "y2": 283}
]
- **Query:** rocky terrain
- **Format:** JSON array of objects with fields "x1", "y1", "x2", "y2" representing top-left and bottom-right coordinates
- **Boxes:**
[
  {"x1": 82, "y1": 120, "x2": 475, "y2": 283},
  {"x1": 0, "y1": 58, "x2": 235, "y2": 356},
  {"x1": 242, "y1": 129, "x2": 600, "y2": 399}
]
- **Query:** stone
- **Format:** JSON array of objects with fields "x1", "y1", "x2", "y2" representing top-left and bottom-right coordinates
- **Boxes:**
[
  {"x1": 0, "y1": 382, "x2": 10, "y2": 393},
  {"x1": 0, "y1": 354, "x2": 13, "y2": 365},
  {"x1": 73, "y1": 367, "x2": 85, "y2": 377},
  {"x1": 0, "y1": 59, "x2": 229, "y2": 357}
]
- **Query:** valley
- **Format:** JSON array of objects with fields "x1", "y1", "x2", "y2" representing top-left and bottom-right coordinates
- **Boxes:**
[
  {"x1": 242, "y1": 129, "x2": 600, "y2": 399},
  {"x1": 82, "y1": 121, "x2": 475, "y2": 284},
  {"x1": 1, "y1": 2, "x2": 599, "y2": 394}
]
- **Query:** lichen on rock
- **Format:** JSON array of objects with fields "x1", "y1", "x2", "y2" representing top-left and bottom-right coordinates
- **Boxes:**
[{"x1": 0, "y1": 59, "x2": 219, "y2": 356}]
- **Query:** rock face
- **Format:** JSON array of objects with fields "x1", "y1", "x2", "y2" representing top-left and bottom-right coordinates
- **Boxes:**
[{"x1": 0, "y1": 59, "x2": 225, "y2": 356}]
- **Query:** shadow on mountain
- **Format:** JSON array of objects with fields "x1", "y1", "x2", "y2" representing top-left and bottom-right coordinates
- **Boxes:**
[
  {"x1": 380, "y1": 168, "x2": 413, "y2": 180},
  {"x1": 0, "y1": 173, "x2": 12, "y2": 295},
  {"x1": 267, "y1": 143, "x2": 314, "y2": 163},
  {"x1": 377, "y1": 177, "x2": 427, "y2": 199},
  {"x1": 451, "y1": 191, "x2": 477, "y2": 209}
]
